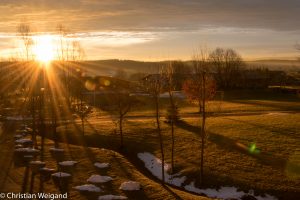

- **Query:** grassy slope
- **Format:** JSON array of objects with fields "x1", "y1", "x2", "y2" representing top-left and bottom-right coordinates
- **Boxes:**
[{"x1": 0, "y1": 129, "x2": 210, "y2": 200}]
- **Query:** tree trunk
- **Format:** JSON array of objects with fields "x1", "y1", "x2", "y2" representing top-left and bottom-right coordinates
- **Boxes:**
[
  {"x1": 81, "y1": 118, "x2": 84, "y2": 136},
  {"x1": 80, "y1": 94, "x2": 84, "y2": 136},
  {"x1": 171, "y1": 119, "x2": 175, "y2": 174},
  {"x1": 200, "y1": 72, "x2": 206, "y2": 185},
  {"x1": 168, "y1": 91, "x2": 175, "y2": 173},
  {"x1": 51, "y1": 95, "x2": 58, "y2": 148},
  {"x1": 39, "y1": 95, "x2": 45, "y2": 162},
  {"x1": 32, "y1": 97, "x2": 37, "y2": 148},
  {"x1": 53, "y1": 110, "x2": 58, "y2": 148},
  {"x1": 119, "y1": 116, "x2": 124, "y2": 148},
  {"x1": 155, "y1": 96, "x2": 165, "y2": 183},
  {"x1": 198, "y1": 103, "x2": 202, "y2": 114}
]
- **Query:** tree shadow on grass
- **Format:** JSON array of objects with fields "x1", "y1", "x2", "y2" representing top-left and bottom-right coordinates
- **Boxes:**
[
  {"x1": 229, "y1": 99, "x2": 300, "y2": 112},
  {"x1": 208, "y1": 133, "x2": 289, "y2": 169},
  {"x1": 176, "y1": 120, "x2": 289, "y2": 170},
  {"x1": 175, "y1": 120, "x2": 201, "y2": 135},
  {"x1": 224, "y1": 116, "x2": 300, "y2": 140}
]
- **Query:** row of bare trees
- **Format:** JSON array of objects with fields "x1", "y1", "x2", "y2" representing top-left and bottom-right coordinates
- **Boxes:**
[
  {"x1": 13, "y1": 22, "x2": 88, "y2": 158},
  {"x1": 77, "y1": 49, "x2": 222, "y2": 185},
  {"x1": 139, "y1": 48, "x2": 239, "y2": 184},
  {"x1": 5, "y1": 26, "x2": 242, "y2": 186}
]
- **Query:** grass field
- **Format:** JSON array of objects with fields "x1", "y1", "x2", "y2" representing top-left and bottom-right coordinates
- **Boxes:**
[
  {"x1": 1, "y1": 90, "x2": 299, "y2": 199},
  {"x1": 0, "y1": 127, "x2": 209, "y2": 200},
  {"x1": 51, "y1": 90, "x2": 300, "y2": 199}
]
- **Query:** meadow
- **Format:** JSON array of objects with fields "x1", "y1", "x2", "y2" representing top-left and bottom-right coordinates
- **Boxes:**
[{"x1": 51, "y1": 90, "x2": 300, "y2": 199}]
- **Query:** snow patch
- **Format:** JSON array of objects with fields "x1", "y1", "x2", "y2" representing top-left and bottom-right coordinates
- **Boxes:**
[
  {"x1": 15, "y1": 138, "x2": 32, "y2": 144},
  {"x1": 6, "y1": 116, "x2": 32, "y2": 121},
  {"x1": 98, "y1": 195, "x2": 127, "y2": 200},
  {"x1": 14, "y1": 148, "x2": 39, "y2": 153},
  {"x1": 87, "y1": 175, "x2": 113, "y2": 183},
  {"x1": 58, "y1": 161, "x2": 78, "y2": 166},
  {"x1": 138, "y1": 152, "x2": 277, "y2": 200},
  {"x1": 40, "y1": 167, "x2": 55, "y2": 172},
  {"x1": 94, "y1": 162, "x2": 110, "y2": 169},
  {"x1": 119, "y1": 181, "x2": 140, "y2": 191},
  {"x1": 184, "y1": 182, "x2": 277, "y2": 200},
  {"x1": 74, "y1": 184, "x2": 102, "y2": 192},
  {"x1": 51, "y1": 172, "x2": 71, "y2": 178},
  {"x1": 14, "y1": 134, "x2": 23, "y2": 139},
  {"x1": 30, "y1": 161, "x2": 45, "y2": 165},
  {"x1": 137, "y1": 152, "x2": 186, "y2": 186}
]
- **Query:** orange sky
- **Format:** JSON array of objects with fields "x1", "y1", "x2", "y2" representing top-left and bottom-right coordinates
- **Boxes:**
[{"x1": 0, "y1": 0, "x2": 300, "y2": 61}]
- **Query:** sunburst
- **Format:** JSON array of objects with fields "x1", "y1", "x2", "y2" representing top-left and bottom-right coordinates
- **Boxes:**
[{"x1": 33, "y1": 35, "x2": 55, "y2": 63}]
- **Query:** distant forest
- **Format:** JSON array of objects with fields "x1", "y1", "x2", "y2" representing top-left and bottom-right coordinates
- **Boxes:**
[{"x1": 81, "y1": 59, "x2": 300, "y2": 77}]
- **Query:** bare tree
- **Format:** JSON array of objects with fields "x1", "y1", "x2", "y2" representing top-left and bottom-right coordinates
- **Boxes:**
[
  {"x1": 209, "y1": 48, "x2": 244, "y2": 89},
  {"x1": 183, "y1": 49, "x2": 217, "y2": 185},
  {"x1": 71, "y1": 40, "x2": 86, "y2": 61},
  {"x1": 143, "y1": 67, "x2": 165, "y2": 183},
  {"x1": 72, "y1": 91, "x2": 92, "y2": 136},
  {"x1": 109, "y1": 91, "x2": 136, "y2": 149},
  {"x1": 18, "y1": 22, "x2": 34, "y2": 61},
  {"x1": 57, "y1": 24, "x2": 69, "y2": 61},
  {"x1": 162, "y1": 62, "x2": 177, "y2": 173}
]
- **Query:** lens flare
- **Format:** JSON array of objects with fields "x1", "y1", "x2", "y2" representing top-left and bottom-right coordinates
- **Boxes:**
[{"x1": 248, "y1": 143, "x2": 260, "y2": 154}]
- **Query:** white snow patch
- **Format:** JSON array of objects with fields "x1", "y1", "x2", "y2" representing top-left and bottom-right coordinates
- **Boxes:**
[
  {"x1": 139, "y1": 152, "x2": 277, "y2": 200},
  {"x1": 87, "y1": 175, "x2": 113, "y2": 183},
  {"x1": 98, "y1": 195, "x2": 127, "y2": 200},
  {"x1": 15, "y1": 138, "x2": 32, "y2": 144},
  {"x1": 14, "y1": 148, "x2": 39, "y2": 153},
  {"x1": 40, "y1": 167, "x2": 55, "y2": 172},
  {"x1": 94, "y1": 162, "x2": 110, "y2": 169},
  {"x1": 184, "y1": 182, "x2": 277, "y2": 200},
  {"x1": 74, "y1": 184, "x2": 102, "y2": 192},
  {"x1": 51, "y1": 172, "x2": 71, "y2": 178},
  {"x1": 30, "y1": 161, "x2": 45, "y2": 165},
  {"x1": 159, "y1": 91, "x2": 186, "y2": 99},
  {"x1": 58, "y1": 161, "x2": 78, "y2": 166},
  {"x1": 119, "y1": 181, "x2": 140, "y2": 191},
  {"x1": 14, "y1": 134, "x2": 23, "y2": 139},
  {"x1": 6, "y1": 116, "x2": 32, "y2": 121},
  {"x1": 137, "y1": 152, "x2": 186, "y2": 186}
]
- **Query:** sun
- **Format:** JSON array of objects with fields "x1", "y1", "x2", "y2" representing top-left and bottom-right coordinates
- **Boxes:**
[{"x1": 33, "y1": 35, "x2": 55, "y2": 63}]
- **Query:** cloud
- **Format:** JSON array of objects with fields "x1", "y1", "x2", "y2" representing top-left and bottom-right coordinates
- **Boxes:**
[
  {"x1": 0, "y1": 0, "x2": 299, "y2": 60},
  {"x1": 0, "y1": 0, "x2": 299, "y2": 32}
]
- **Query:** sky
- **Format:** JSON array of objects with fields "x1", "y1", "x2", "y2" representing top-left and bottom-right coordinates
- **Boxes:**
[{"x1": 0, "y1": 0, "x2": 300, "y2": 61}]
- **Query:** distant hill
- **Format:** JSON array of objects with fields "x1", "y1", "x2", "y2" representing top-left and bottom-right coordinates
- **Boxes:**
[
  {"x1": 246, "y1": 59, "x2": 300, "y2": 71},
  {"x1": 1, "y1": 59, "x2": 299, "y2": 79},
  {"x1": 81, "y1": 60, "x2": 160, "y2": 76},
  {"x1": 79, "y1": 59, "x2": 300, "y2": 77}
]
